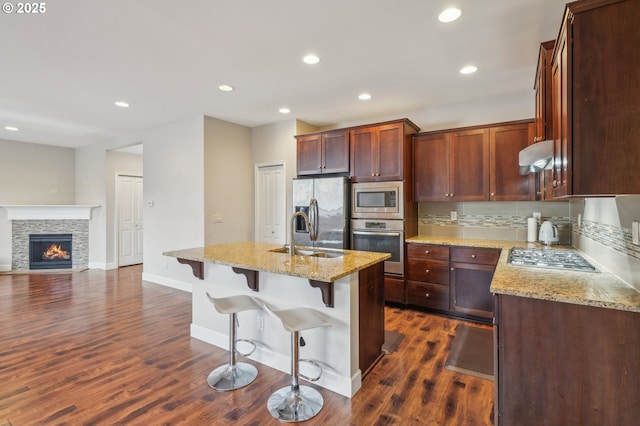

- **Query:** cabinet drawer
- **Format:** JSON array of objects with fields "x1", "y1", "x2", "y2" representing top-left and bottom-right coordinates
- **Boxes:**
[
  {"x1": 407, "y1": 281, "x2": 450, "y2": 310},
  {"x1": 450, "y1": 247, "x2": 500, "y2": 265},
  {"x1": 407, "y1": 243, "x2": 450, "y2": 261},
  {"x1": 406, "y1": 258, "x2": 450, "y2": 284}
]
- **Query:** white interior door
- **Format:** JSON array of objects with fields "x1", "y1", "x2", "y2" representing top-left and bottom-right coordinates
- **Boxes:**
[
  {"x1": 255, "y1": 163, "x2": 286, "y2": 244},
  {"x1": 118, "y1": 175, "x2": 144, "y2": 266}
]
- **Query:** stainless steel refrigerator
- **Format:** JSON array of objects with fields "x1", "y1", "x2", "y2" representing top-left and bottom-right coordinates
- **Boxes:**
[{"x1": 292, "y1": 176, "x2": 350, "y2": 249}]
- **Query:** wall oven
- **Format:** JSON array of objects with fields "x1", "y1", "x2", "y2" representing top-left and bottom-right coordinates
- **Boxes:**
[
  {"x1": 352, "y1": 181, "x2": 403, "y2": 219},
  {"x1": 351, "y1": 219, "x2": 404, "y2": 276}
]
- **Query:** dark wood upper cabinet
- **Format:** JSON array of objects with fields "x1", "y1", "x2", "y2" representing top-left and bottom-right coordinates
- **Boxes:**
[
  {"x1": 296, "y1": 130, "x2": 349, "y2": 176},
  {"x1": 534, "y1": 40, "x2": 555, "y2": 144},
  {"x1": 490, "y1": 122, "x2": 534, "y2": 201},
  {"x1": 414, "y1": 128, "x2": 490, "y2": 202},
  {"x1": 414, "y1": 120, "x2": 533, "y2": 202},
  {"x1": 350, "y1": 119, "x2": 419, "y2": 182},
  {"x1": 549, "y1": 0, "x2": 640, "y2": 197}
]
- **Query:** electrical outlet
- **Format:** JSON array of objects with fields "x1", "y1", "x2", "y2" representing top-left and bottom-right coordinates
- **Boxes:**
[
  {"x1": 577, "y1": 213, "x2": 582, "y2": 227},
  {"x1": 450, "y1": 211, "x2": 457, "y2": 221},
  {"x1": 632, "y1": 221, "x2": 639, "y2": 246},
  {"x1": 212, "y1": 213, "x2": 223, "y2": 223},
  {"x1": 533, "y1": 212, "x2": 542, "y2": 222}
]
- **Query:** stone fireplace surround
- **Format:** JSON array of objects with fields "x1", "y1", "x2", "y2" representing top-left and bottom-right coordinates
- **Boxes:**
[{"x1": 4, "y1": 205, "x2": 97, "y2": 271}]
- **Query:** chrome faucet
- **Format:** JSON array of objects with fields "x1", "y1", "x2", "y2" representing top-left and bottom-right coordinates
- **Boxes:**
[{"x1": 289, "y1": 211, "x2": 314, "y2": 256}]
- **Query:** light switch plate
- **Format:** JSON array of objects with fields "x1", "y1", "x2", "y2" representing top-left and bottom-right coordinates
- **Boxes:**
[
  {"x1": 533, "y1": 212, "x2": 541, "y2": 222},
  {"x1": 633, "y1": 221, "x2": 639, "y2": 246},
  {"x1": 451, "y1": 211, "x2": 457, "y2": 221}
]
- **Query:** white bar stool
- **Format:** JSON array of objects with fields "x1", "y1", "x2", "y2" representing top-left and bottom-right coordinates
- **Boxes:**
[
  {"x1": 205, "y1": 293, "x2": 262, "y2": 391},
  {"x1": 266, "y1": 306, "x2": 332, "y2": 422}
]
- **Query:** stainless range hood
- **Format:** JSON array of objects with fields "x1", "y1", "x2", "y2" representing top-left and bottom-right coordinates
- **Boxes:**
[{"x1": 519, "y1": 139, "x2": 553, "y2": 175}]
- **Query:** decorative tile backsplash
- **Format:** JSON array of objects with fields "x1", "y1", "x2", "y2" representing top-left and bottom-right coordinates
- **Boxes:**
[{"x1": 575, "y1": 219, "x2": 640, "y2": 262}]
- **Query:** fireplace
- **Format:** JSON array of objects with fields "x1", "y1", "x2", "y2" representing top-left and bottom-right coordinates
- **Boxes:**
[{"x1": 29, "y1": 234, "x2": 72, "y2": 270}]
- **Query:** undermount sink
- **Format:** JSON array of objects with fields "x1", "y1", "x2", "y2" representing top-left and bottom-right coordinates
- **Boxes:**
[{"x1": 269, "y1": 246, "x2": 344, "y2": 259}]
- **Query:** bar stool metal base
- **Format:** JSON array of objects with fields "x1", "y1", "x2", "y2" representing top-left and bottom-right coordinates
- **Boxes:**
[
  {"x1": 267, "y1": 385, "x2": 324, "y2": 422},
  {"x1": 207, "y1": 362, "x2": 258, "y2": 391}
]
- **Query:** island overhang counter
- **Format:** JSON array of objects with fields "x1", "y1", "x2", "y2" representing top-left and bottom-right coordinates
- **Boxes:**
[{"x1": 164, "y1": 241, "x2": 390, "y2": 398}]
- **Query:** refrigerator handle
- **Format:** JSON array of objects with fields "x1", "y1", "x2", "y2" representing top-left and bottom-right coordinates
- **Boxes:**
[{"x1": 309, "y1": 198, "x2": 318, "y2": 241}]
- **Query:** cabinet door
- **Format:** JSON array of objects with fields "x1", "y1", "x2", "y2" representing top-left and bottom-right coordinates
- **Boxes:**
[
  {"x1": 321, "y1": 131, "x2": 349, "y2": 174},
  {"x1": 358, "y1": 262, "x2": 385, "y2": 375},
  {"x1": 450, "y1": 128, "x2": 490, "y2": 201},
  {"x1": 413, "y1": 133, "x2": 450, "y2": 201},
  {"x1": 407, "y1": 280, "x2": 449, "y2": 310},
  {"x1": 350, "y1": 127, "x2": 376, "y2": 182},
  {"x1": 296, "y1": 134, "x2": 322, "y2": 175},
  {"x1": 551, "y1": 25, "x2": 570, "y2": 198},
  {"x1": 384, "y1": 275, "x2": 405, "y2": 304},
  {"x1": 376, "y1": 123, "x2": 404, "y2": 181},
  {"x1": 534, "y1": 40, "x2": 555, "y2": 143},
  {"x1": 450, "y1": 262, "x2": 495, "y2": 319},
  {"x1": 490, "y1": 122, "x2": 534, "y2": 201}
]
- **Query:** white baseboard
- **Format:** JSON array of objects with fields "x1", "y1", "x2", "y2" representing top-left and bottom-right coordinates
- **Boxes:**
[
  {"x1": 87, "y1": 262, "x2": 118, "y2": 270},
  {"x1": 0, "y1": 264, "x2": 11, "y2": 272},
  {"x1": 142, "y1": 272, "x2": 193, "y2": 293},
  {"x1": 190, "y1": 324, "x2": 361, "y2": 398}
]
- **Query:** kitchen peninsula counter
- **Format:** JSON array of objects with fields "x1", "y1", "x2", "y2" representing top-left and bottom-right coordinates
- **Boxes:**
[
  {"x1": 164, "y1": 241, "x2": 389, "y2": 283},
  {"x1": 406, "y1": 236, "x2": 640, "y2": 313},
  {"x1": 164, "y1": 241, "x2": 389, "y2": 398}
]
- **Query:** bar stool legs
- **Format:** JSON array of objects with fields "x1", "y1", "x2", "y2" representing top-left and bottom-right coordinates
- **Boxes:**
[
  {"x1": 266, "y1": 307, "x2": 331, "y2": 422},
  {"x1": 205, "y1": 293, "x2": 262, "y2": 391}
]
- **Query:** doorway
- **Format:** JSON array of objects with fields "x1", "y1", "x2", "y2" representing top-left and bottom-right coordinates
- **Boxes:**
[
  {"x1": 255, "y1": 162, "x2": 286, "y2": 244},
  {"x1": 117, "y1": 174, "x2": 144, "y2": 266}
]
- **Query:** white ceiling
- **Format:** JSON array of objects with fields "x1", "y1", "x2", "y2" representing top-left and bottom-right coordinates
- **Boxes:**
[{"x1": 0, "y1": 0, "x2": 566, "y2": 149}]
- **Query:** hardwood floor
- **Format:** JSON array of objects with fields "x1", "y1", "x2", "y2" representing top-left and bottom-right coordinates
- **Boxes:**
[{"x1": 0, "y1": 266, "x2": 493, "y2": 425}]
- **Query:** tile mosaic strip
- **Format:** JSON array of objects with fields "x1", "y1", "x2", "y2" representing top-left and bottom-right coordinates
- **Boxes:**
[
  {"x1": 574, "y1": 219, "x2": 640, "y2": 262},
  {"x1": 419, "y1": 214, "x2": 572, "y2": 228}
]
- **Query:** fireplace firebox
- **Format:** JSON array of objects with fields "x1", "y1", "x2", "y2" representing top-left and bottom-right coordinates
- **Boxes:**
[{"x1": 29, "y1": 234, "x2": 72, "y2": 270}]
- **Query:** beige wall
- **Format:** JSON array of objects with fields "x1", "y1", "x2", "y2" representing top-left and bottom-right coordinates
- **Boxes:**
[
  {"x1": 204, "y1": 116, "x2": 254, "y2": 245},
  {"x1": 0, "y1": 139, "x2": 75, "y2": 270}
]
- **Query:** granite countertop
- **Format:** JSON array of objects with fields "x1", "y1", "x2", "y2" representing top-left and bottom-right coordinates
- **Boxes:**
[
  {"x1": 164, "y1": 241, "x2": 390, "y2": 283},
  {"x1": 406, "y1": 236, "x2": 640, "y2": 313}
]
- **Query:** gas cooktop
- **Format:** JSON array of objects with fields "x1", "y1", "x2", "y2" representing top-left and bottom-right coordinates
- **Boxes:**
[{"x1": 508, "y1": 247, "x2": 598, "y2": 272}]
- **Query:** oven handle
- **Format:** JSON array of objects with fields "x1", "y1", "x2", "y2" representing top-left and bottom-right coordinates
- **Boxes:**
[{"x1": 352, "y1": 230, "x2": 402, "y2": 237}]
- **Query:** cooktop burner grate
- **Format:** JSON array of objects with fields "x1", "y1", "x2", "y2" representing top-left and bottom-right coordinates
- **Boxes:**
[{"x1": 508, "y1": 247, "x2": 598, "y2": 272}]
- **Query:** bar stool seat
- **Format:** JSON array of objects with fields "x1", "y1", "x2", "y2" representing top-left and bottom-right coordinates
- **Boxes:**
[
  {"x1": 206, "y1": 293, "x2": 263, "y2": 391},
  {"x1": 266, "y1": 306, "x2": 332, "y2": 423}
]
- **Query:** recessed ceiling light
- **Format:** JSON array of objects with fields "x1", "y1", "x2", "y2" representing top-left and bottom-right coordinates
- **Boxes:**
[
  {"x1": 303, "y1": 55, "x2": 320, "y2": 65},
  {"x1": 5, "y1": 126, "x2": 19, "y2": 131},
  {"x1": 114, "y1": 101, "x2": 130, "y2": 108},
  {"x1": 218, "y1": 84, "x2": 234, "y2": 92},
  {"x1": 358, "y1": 93, "x2": 372, "y2": 101},
  {"x1": 460, "y1": 65, "x2": 478, "y2": 74},
  {"x1": 438, "y1": 8, "x2": 462, "y2": 23},
  {"x1": 279, "y1": 107, "x2": 291, "y2": 114}
]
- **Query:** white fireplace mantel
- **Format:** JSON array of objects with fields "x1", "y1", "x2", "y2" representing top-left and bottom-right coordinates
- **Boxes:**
[{"x1": 2, "y1": 205, "x2": 100, "y2": 220}]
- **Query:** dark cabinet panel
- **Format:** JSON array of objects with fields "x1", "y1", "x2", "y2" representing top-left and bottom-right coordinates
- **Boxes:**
[
  {"x1": 406, "y1": 280, "x2": 449, "y2": 311},
  {"x1": 383, "y1": 275, "x2": 405, "y2": 304},
  {"x1": 358, "y1": 262, "x2": 384, "y2": 376}
]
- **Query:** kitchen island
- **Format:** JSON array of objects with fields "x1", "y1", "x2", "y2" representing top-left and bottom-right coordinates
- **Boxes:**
[{"x1": 163, "y1": 241, "x2": 390, "y2": 398}]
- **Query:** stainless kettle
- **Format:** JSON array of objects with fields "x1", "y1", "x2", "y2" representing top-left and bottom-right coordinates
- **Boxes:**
[{"x1": 539, "y1": 220, "x2": 559, "y2": 245}]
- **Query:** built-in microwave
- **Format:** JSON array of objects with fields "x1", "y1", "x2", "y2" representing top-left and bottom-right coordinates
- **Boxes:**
[{"x1": 352, "y1": 181, "x2": 403, "y2": 219}]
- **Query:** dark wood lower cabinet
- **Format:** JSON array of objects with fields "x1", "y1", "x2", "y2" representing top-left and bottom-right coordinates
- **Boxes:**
[
  {"x1": 495, "y1": 294, "x2": 640, "y2": 426},
  {"x1": 358, "y1": 262, "x2": 385, "y2": 376},
  {"x1": 383, "y1": 275, "x2": 405, "y2": 304}
]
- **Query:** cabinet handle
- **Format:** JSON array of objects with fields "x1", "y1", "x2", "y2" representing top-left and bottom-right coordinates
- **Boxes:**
[
  {"x1": 445, "y1": 193, "x2": 449, "y2": 197},
  {"x1": 425, "y1": 269, "x2": 430, "y2": 274},
  {"x1": 471, "y1": 254, "x2": 476, "y2": 258},
  {"x1": 491, "y1": 192, "x2": 495, "y2": 196},
  {"x1": 425, "y1": 293, "x2": 430, "y2": 298},
  {"x1": 451, "y1": 267, "x2": 454, "y2": 271},
  {"x1": 425, "y1": 250, "x2": 430, "y2": 254},
  {"x1": 450, "y1": 193, "x2": 454, "y2": 197},
  {"x1": 371, "y1": 173, "x2": 375, "y2": 177},
  {"x1": 553, "y1": 179, "x2": 558, "y2": 187}
]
